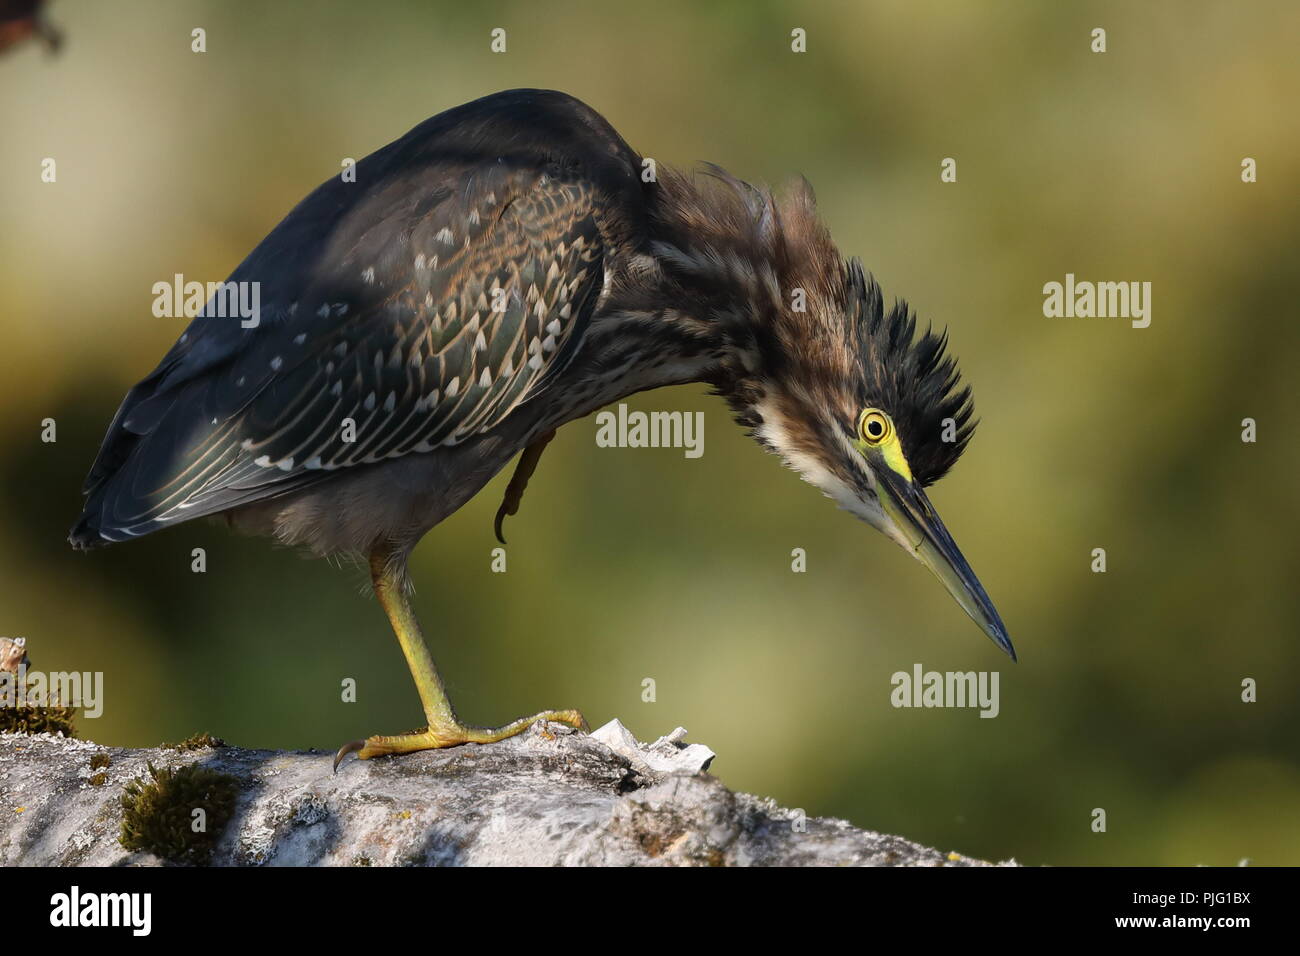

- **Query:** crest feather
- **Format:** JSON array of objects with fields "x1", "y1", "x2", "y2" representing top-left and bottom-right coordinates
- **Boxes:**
[{"x1": 845, "y1": 259, "x2": 976, "y2": 486}]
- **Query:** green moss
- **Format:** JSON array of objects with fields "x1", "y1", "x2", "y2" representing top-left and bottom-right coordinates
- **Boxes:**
[
  {"x1": 89, "y1": 751, "x2": 111, "y2": 770},
  {"x1": 0, "y1": 669, "x2": 77, "y2": 737},
  {"x1": 89, "y1": 772, "x2": 107, "y2": 786},
  {"x1": 164, "y1": 732, "x2": 226, "y2": 752},
  {"x1": 119, "y1": 762, "x2": 240, "y2": 865},
  {"x1": 0, "y1": 699, "x2": 76, "y2": 736}
]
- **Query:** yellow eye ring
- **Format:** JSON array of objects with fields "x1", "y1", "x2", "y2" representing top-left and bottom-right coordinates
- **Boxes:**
[{"x1": 859, "y1": 409, "x2": 892, "y2": 445}]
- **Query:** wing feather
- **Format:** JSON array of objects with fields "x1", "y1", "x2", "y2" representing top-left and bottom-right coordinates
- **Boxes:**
[{"x1": 76, "y1": 164, "x2": 605, "y2": 542}]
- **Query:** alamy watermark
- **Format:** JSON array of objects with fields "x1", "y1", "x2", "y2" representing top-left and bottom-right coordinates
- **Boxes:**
[
  {"x1": 890, "y1": 663, "x2": 999, "y2": 718},
  {"x1": 0, "y1": 661, "x2": 103, "y2": 718},
  {"x1": 49, "y1": 886, "x2": 150, "y2": 936},
  {"x1": 595, "y1": 402, "x2": 704, "y2": 458},
  {"x1": 152, "y1": 274, "x2": 261, "y2": 328},
  {"x1": 1043, "y1": 273, "x2": 1151, "y2": 328}
]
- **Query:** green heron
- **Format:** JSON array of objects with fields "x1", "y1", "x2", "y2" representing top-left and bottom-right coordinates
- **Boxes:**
[{"x1": 70, "y1": 89, "x2": 1011, "y2": 769}]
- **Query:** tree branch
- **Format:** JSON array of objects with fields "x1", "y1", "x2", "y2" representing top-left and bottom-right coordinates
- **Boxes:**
[{"x1": 0, "y1": 722, "x2": 1010, "y2": 866}]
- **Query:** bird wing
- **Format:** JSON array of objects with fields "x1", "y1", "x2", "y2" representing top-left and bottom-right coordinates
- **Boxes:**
[{"x1": 75, "y1": 162, "x2": 605, "y2": 542}]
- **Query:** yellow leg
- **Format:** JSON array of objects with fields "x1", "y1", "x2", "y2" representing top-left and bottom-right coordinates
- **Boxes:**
[{"x1": 333, "y1": 550, "x2": 586, "y2": 771}]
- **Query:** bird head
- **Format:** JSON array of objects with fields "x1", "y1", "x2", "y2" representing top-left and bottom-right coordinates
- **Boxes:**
[
  {"x1": 650, "y1": 167, "x2": 1012, "y2": 658},
  {"x1": 739, "y1": 260, "x2": 1012, "y2": 659}
]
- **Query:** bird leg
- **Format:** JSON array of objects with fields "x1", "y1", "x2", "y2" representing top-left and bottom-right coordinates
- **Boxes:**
[
  {"x1": 333, "y1": 548, "x2": 586, "y2": 771},
  {"x1": 494, "y1": 429, "x2": 556, "y2": 544}
]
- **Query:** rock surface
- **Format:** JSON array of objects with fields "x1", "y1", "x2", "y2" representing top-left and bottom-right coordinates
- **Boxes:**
[{"x1": 0, "y1": 723, "x2": 1011, "y2": 866}]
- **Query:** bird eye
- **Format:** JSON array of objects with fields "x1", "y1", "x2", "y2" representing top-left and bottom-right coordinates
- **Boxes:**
[{"x1": 858, "y1": 409, "x2": 892, "y2": 445}]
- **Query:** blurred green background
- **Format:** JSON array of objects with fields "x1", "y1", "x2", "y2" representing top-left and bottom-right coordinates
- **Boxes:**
[{"x1": 2, "y1": 0, "x2": 1297, "y2": 865}]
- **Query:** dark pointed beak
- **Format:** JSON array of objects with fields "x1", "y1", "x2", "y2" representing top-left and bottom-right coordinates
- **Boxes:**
[{"x1": 875, "y1": 470, "x2": 1015, "y2": 660}]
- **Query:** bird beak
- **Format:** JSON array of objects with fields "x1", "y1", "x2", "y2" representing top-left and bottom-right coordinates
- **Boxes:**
[{"x1": 873, "y1": 469, "x2": 1015, "y2": 660}]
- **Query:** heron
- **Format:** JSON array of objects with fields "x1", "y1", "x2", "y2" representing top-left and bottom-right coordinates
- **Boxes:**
[{"x1": 70, "y1": 89, "x2": 1012, "y2": 769}]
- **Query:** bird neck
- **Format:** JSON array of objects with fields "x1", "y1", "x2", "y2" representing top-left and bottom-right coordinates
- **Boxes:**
[{"x1": 524, "y1": 250, "x2": 769, "y2": 446}]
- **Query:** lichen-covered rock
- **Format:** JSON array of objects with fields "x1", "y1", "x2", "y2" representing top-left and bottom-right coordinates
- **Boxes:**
[{"x1": 0, "y1": 726, "x2": 1014, "y2": 867}]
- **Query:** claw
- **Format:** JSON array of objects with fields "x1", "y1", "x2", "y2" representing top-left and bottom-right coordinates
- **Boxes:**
[
  {"x1": 332, "y1": 738, "x2": 366, "y2": 773},
  {"x1": 558, "y1": 710, "x2": 590, "y2": 734},
  {"x1": 492, "y1": 502, "x2": 510, "y2": 546}
]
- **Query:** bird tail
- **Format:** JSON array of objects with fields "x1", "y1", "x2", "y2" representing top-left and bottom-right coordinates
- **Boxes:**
[{"x1": 68, "y1": 513, "x2": 108, "y2": 551}]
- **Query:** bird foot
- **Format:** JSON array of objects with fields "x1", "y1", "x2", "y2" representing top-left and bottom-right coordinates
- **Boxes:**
[
  {"x1": 333, "y1": 708, "x2": 588, "y2": 772},
  {"x1": 494, "y1": 429, "x2": 556, "y2": 543}
]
